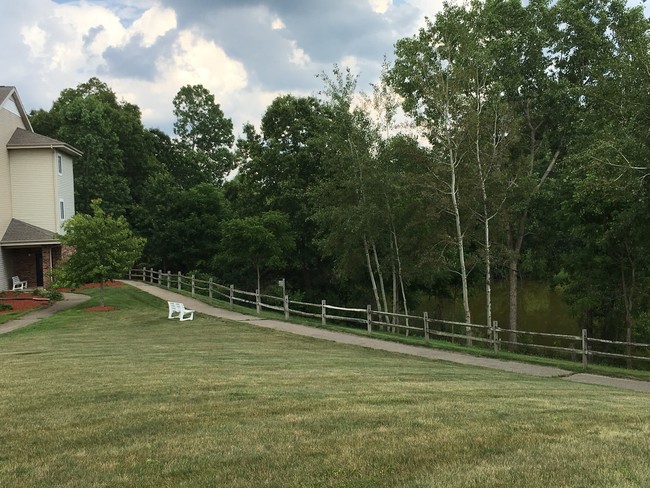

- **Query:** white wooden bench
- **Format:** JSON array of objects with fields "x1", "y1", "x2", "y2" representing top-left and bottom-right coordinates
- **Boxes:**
[
  {"x1": 167, "y1": 301, "x2": 194, "y2": 321},
  {"x1": 12, "y1": 276, "x2": 27, "y2": 291}
]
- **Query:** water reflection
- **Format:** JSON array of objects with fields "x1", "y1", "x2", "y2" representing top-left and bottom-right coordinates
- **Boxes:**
[{"x1": 416, "y1": 281, "x2": 579, "y2": 336}]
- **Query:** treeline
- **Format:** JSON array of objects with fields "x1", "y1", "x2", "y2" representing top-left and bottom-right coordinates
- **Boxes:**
[{"x1": 31, "y1": 0, "x2": 650, "y2": 345}]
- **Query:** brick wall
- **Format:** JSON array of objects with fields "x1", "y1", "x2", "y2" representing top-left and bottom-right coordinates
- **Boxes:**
[{"x1": 11, "y1": 248, "x2": 38, "y2": 288}]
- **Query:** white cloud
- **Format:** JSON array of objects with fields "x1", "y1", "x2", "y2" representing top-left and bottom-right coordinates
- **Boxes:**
[
  {"x1": 130, "y1": 4, "x2": 177, "y2": 47},
  {"x1": 339, "y1": 55, "x2": 360, "y2": 74},
  {"x1": 109, "y1": 28, "x2": 248, "y2": 131},
  {"x1": 289, "y1": 40, "x2": 311, "y2": 66},
  {"x1": 271, "y1": 17, "x2": 285, "y2": 30},
  {"x1": 168, "y1": 30, "x2": 248, "y2": 95},
  {"x1": 369, "y1": 0, "x2": 392, "y2": 14},
  {"x1": 20, "y1": 24, "x2": 47, "y2": 59}
]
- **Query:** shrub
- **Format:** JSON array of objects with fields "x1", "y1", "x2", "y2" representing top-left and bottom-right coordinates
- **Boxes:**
[{"x1": 0, "y1": 304, "x2": 13, "y2": 312}]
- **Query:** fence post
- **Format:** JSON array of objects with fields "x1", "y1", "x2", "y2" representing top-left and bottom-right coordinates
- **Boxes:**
[
  {"x1": 209, "y1": 278, "x2": 213, "y2": 300},
  {"x1": 158, "y1": 270, "x2": 162, "y2": 286},
  {"x1": 128, "y1": 269, "x2": 132, "y2": 280},
  {"x1": 191, "y1": 275, "x2": 195, "y2": 296},
  {"x1": 367, "y1": 305, "x2": 372, "y2": 333},
  {"x1": 230, "y1": 285, "x2": 234, "y2": 308},
  {"x1": 167, "y1": 271, "x2": 170, "y2": 289},
  {"x1": 177, "y1": 271, "x2": 182, "y2": 291},
  {"x1": 493, "y1": 321, "x2": 499, "y2": 354},
  {"x1": 142, "y1": 267, "x2": 145, "y2": 281},
  {"x1": 423, "y1": 312, "x2": 429, "y2": 342},
  {"x1": 582, "y1": 328, "x2": 588, "y2": 369},
  {"x1": 284, "y1": 295, "x2": 289, "y2": 320},
  {"x1": 256, "y1": 289, "x2": 261, "y2": 314},
  {"x1": 322, "y1": 300, "x2": 326, "y2": 326}
]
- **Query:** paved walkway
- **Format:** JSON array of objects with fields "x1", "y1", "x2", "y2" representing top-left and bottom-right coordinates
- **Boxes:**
[
  {"x1": 124, "y1": 280, "x2": 650, "y2": 393},
  {"x1": 2, "y1": 282, "x2": 648, "y2": 393},
  {"x1": 0, "y1": 292, "x2": 90, "y2": 335}
]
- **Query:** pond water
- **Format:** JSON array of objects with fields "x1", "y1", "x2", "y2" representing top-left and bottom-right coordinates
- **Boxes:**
[{"x1": 416, "y1": 281, "x2": 580, "y2": 337}]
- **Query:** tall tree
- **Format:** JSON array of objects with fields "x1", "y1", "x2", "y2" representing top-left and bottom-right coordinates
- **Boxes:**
[
  {"x1": 234, "y1": 95, "x2": 330, "y2": 295},
  {"x1": 30, "y1": 78, "x2": 145, "y2": 215},
  {"x1": 172, "y1": 84, "x2": 235, "y2": 184}
]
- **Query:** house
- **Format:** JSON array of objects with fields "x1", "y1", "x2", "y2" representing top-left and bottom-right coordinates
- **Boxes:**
[{"x1": 0, "y1": 86, "x2": 81, "y2": 291}]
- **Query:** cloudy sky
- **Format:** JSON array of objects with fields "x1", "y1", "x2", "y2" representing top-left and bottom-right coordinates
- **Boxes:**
[{"x1": 1, "y1": 0, "x2": 446, "y2": 135}]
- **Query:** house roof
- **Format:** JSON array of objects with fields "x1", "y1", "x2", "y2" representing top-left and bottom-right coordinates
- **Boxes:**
[
  {"x1": 7, "y1": 127, "x2": 83, "y2": 157},
  {"x1": 0, "y1": 219, "x2": 59, "y2": 247},
  {"x1": 0, "y1": 86, "x2": 33, "y2": 132}
]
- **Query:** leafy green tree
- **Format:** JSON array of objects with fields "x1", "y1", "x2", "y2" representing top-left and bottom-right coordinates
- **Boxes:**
[
  {"x1": 546, "y1": 0, "x2": 650, "y2": 352},
  {"x1": 56, "y1": 199, "x2": 145, "y2": 306},
  {"x1": 133, "y1": 180, "x2": 229, "y2": 272},
  {"x1": 31, "y1": 78, "x2": 152, "y2": 216},
  {"x1": 234, "y1": 95, "x2": 330, "y2": 294},
  {"x1": 215, "y1": 212, "x2": 295, "y2": 293},
  {"x1": 173, "y1": 84, "x2": 235, "y2": 183}
]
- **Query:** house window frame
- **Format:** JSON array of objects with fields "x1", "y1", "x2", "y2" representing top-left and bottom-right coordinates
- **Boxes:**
[
  {"x1": 57, "y1": 154, "x2": 63, "y2": 175},
  {"x1": 59, "y1": 199, "x2": 65, "y2": 221}
]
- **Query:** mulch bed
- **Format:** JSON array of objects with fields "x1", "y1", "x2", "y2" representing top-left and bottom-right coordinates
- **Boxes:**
[
  {"x1": 0, "y1": 281, "x2": 125, "y2": 315},
  {"x1": 0, "y1": 293, "x2": 49, "y2": 314},
  {"x1": 84, "y1": 306, "x2": 118, "y2": 312},
  {"x1": 57, "y1": 281, "x2": 125, "y2": 293}
]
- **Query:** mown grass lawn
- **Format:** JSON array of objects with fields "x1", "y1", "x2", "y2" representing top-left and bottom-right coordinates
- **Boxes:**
[{"x1": 0, "y1": 285, "x2": 648, "y2": 487}]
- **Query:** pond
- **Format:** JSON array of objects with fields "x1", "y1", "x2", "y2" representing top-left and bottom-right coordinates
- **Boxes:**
[{"x1": 416, "y1": 281, "x2": 580, "y2": 337}]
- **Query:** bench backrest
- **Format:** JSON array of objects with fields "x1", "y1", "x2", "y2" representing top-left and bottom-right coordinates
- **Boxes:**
[
  {"x1": 168, "y1": 301, "x2": 185, "y2": 311},
  {"x1": 12, "y1": 276, "x2": 21, "y2": 284}
]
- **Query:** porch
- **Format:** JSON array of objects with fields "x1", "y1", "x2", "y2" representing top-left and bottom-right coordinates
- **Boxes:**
[{"x1": 0, "y1": 219, "x2": 68, "y2": 290}]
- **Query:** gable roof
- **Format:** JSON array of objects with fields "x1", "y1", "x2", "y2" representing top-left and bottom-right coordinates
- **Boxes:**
[
  {"x1": 7, "y1": 127, "x2": 83, "y2": 157},
  {"x1": 0, "y1": 86, "x2": 33, "y2": 131},
  {"x1": 0, "y1": 219, "x2": 59, "y2": 247}
]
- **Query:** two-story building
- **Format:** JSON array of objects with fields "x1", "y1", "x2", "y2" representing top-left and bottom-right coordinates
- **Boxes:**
[{"x1": 0, "y1": 86, "x2": 81, "y2": 291}]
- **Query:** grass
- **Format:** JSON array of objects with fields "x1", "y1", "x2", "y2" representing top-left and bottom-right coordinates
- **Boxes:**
[
  {"x1": 0, "y1": 307, "x2": 46, "y2": 325},
  {"x1": 0, "y1": 285, "x2": 649, "y2": 487},
  {"x1": 162, "y1": 284, "x2": 650, "y2": 382}
]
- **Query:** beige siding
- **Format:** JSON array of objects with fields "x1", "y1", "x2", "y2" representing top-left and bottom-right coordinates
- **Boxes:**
[
  {"x1": 55, "y1": 151, "x2": 75, "y2": 232},
  {"x1": 10, "y1": 149, "x2": 57, "y2": 232},
  {"x1": 0, "y1": 107, "x2": 25, "y2": 237}
]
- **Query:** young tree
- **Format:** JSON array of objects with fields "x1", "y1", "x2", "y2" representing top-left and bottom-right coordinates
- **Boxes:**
[{"x1": 56, "y1": 199, "x2": 145, "y2": 306}]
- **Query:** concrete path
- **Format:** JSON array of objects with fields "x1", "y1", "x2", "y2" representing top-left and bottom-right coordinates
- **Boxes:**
[
  {"x1": 0, "y1": 292, "x2": 90, "y2": 335},
  {"x1": 124, "y1": 280, "x2": 650, "y2": 394}
]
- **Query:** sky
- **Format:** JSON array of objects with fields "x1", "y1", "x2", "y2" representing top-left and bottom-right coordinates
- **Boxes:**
[{"x1": 1, "y1": 0, "x2": 446, "y2": 135}]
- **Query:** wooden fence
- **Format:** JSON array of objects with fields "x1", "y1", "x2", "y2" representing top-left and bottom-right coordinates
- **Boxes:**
[{"x1": 129, "y1": 268, "x2": 650, "y2": 369}]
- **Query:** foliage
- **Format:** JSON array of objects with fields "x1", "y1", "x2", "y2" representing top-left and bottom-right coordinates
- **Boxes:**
[
  {"x1": 30, "y1": 78, "x2": 151, "y2": 215},
  {"x1": 214, "y1": 211, "x2": 295, "y2": 292},
  {"x1": 233, "y1": 95, "x2": 331, "y2": 296},
  {"x1": 56, "y1": 199, "x2": 145, "y2": 305},
  {"x1": 173, "y1": 84, "x2": 235, "y2": 183}
]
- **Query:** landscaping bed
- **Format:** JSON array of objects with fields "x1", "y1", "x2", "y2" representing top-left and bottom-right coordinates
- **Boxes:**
[{"x1": 0, "y1": 292, "x2": 49, "y2": 314}]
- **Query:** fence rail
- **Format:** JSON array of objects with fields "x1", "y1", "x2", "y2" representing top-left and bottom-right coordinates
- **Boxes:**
[{"x1": 128, "y1": 268, "x2": 650, "y2": 369}]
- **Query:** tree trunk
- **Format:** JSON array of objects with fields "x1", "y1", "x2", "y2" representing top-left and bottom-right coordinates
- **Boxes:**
[
  {"x1": 449, "y1": 148, "x2": 472, "y2": 345},
  {"x1": 621, "y1": 258, "x2": 635, "y2": 369},
  {"x1": 508, "y1": 254, "x2": 518, "y2": 348},
  {"x1": 391, "y1": 223, "x2": 410, "y2": 329},
  {"x1": 364, "y1": 235, "x2": 383, "y2": 315},
  {"x1": 371, "y1": 240, "x2": 391, "y2": 324},
  {"x1": 100, "y1": 278, "x2": 105, "y2": 307}
]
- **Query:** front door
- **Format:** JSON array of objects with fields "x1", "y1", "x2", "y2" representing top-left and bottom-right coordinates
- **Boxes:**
[{"x1": 35, "y1": 252, "x2": 43, "y2": 287}]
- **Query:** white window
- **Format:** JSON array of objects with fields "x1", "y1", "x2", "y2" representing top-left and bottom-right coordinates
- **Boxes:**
[
  {"x1": 60, "y1": 199, "x2": 65, "y2": 221},
  {"x1": 57, "y1": 154, "x2": 63, "y2": 175}
]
